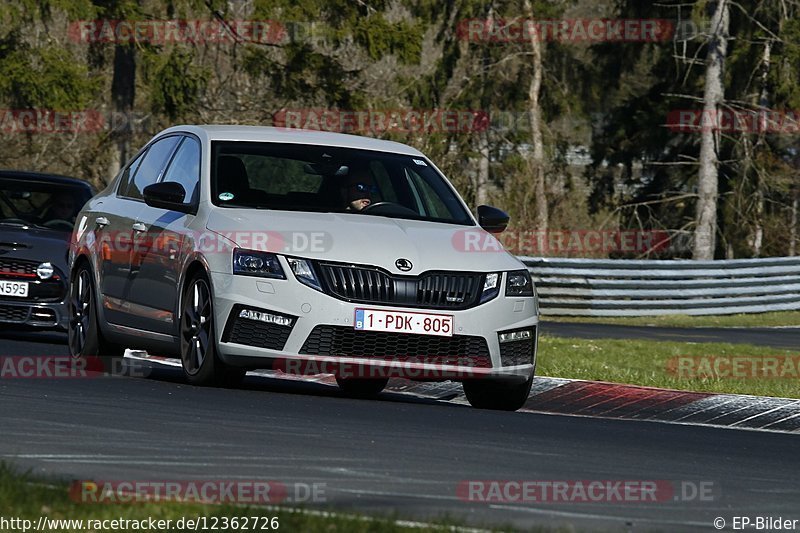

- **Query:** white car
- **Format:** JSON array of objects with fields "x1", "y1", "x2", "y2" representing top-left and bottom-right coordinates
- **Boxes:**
[{"x1": 69, "y1": 125, "x2": 538, "y2": 410}]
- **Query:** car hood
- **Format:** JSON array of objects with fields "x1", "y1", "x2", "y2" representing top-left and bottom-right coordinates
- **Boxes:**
[
  {"x1": 0, "y1": 223, "x2": 71, "y2": 271},
  {"x1": 205, "y1": 209, "x2": 523, "y2": 275}
]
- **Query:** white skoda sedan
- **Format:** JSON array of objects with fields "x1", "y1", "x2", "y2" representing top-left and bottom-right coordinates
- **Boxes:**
[{"x1": 69, "y1": 125, "x2": 538, "y2": 410}]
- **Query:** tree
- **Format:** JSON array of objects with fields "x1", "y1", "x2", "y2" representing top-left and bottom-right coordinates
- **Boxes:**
[{"x1": 693, "y1": 0, "x2": 729, "y2": 260}]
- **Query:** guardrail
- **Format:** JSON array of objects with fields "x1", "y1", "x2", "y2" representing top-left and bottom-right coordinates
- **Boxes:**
[{"x1": 520, "y1": 256, "x2": 800, "y2": 316}]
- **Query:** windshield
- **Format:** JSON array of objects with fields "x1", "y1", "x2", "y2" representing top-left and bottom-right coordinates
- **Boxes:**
[
  {"x1": 0, "y1": 177, "x2": 92, "y2": 231},
  {"x1": 211, "y1": 141, "x2": 474, "y2": 225}
]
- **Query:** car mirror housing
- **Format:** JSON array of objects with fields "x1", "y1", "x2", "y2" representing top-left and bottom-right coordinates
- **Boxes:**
[
  {"x1": 477, "y1": 205, "x2": 510, "y2": 234},
  {"x1": 143, "y1": 182, "x2": 192, "y2": 213}
]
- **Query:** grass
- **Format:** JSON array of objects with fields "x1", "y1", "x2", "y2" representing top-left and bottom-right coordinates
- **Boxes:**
[
  {"x1": 542, "y1": 310, "x2": 800, "y2": 328},
  {"x1": 538, "y1": 335, "x2": 800, "y2": 398},
  {"x1": 0, "y1": 463, "x2": 505, "y2": 533}
]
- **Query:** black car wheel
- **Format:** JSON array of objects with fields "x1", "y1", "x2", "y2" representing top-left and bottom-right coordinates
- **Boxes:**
[
  {"x1": 68, "y1": 263, "x2": 124, "y2": 372},
  {"x1": 180, "y1": 273, "x2": 245, "y2": 387}
]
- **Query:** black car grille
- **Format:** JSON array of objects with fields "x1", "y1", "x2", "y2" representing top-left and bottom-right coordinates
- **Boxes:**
[
  {"x1": 0, "y1": 258, "x2": 38, "y2": 277},
  {"x1": 299, "y1": 325, "x2": 492, "y2": 367},
  {"x1": 500, "y1": 329, "x2": 536, "y2": 367},
  {"x1": 317, "y1": 263, "x2": 484, "y2": 310},
  {"x1": 221, "y1": 305, "x2": 295, "y2": 351},
  {"x1": 0, "y1": 304, "x2": 30, "y2": 323}
]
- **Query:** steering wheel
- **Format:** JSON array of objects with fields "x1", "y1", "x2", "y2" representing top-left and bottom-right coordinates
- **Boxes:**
[
  {"x1": 42, "y1": 219, "x2": 75, "y2": 231},
  {"x1": 360, "y1": 201, "x2": 420, "y2": 217}
]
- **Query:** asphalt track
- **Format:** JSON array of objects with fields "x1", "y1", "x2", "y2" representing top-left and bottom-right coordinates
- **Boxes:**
[
  {"x1": 540, "y1": 321, "x2": 800, "y2": 349},
  {"x1": 1, "y1": 329, "x2": 799, "y2": 531}
]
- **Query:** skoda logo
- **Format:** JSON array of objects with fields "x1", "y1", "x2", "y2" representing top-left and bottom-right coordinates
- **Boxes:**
[{"x1": 395, "y1": 258, "x2": 413, "y2": 272}]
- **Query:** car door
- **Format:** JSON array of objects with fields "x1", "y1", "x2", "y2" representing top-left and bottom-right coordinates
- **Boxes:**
[
  {"x1": 126, "y1": 135, "x2": 201, "y2": 335},
  {"x1": 95, "y1": 151, "x2": 148, "y2": 326},
  {"x1": 102, "y1": 135, "x2": 181, "y2": 328}
]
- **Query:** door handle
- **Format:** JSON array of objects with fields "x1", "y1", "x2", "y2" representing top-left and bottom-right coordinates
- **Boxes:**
[
  {"x1": 132, "y1": 222, "x2": 147, "y2": 232},
  {"x1": 95, "y1": 217, "x2": 109, "y2": 227}
]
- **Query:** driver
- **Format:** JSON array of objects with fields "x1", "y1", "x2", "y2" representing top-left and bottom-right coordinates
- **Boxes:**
[
  {"x1": 43, "y1": 192, "x2": 77, "y2": 223},
  {"x1": 340, "y1": 167, "x2": 379, "y2": 212}
]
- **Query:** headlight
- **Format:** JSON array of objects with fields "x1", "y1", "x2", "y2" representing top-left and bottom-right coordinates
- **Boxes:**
[
  {"x1": 506, "y1": 269, "x2": 534, "y2": 296},
  {"x1": 480, "y1": 272, "x2": 500, "y2": 303},
  {"x1": 233, "y1": 249, "x2": 285, "y2": 279},
  {"x1": 36, "y1": 262, "x2": 54, "y2": 280},
  {"x1": 287, "y1": 257, "x2": 322, "y2": 291}
]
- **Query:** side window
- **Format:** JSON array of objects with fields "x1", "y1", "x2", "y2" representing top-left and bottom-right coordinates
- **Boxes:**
[
  {"x1": 117, "y1": 150, "x2": 146, "y2": 197},
  {"x1": 124, "y1": 136, "x2": 181, "y2": 200},
  {"x1": 161, "y1": 136, "x2": 201, "y2": 204}
]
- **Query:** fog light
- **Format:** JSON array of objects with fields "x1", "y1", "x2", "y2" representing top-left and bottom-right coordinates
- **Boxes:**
[
  {"x1": 498, "y1": 329, "x2": 532, "y2": 344},
  {"x1": 239, "y1": 309, "x2": 293, "y2": 327},
  {"x1": 36, "y1": 262, "x2": 54, "y2": 280}
]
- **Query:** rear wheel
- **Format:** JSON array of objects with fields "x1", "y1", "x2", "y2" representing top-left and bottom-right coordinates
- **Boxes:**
[
  {"x1": 180, "y1": 273, "x2": 245, "y2": 387},
  {"x1": 68, "y1": 264, "x2": 124, "y2": 373},
  {"x1": 335, "y1": 377, "x2": 389, "y2": 397},
  {"x1": 463, "y1": 374, "x2": 534, "y2": 411}
]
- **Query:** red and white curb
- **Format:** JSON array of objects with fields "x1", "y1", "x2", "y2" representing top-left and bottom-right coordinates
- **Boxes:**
[{"x1": 124, "y1": 351, "x2": 800, "y2": 434}]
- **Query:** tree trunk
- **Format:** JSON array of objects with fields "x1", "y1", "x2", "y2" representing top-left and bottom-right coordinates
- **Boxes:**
[
  {"x1": 523, "y1": 0, "x2": 547, "y2": 232},
  {"x1": 476, "y1": 130, "x2": 490, "y2": 206},
  {"x1": 751, "y1": 39, "x2": 772, "y2": 257},
  {"x1": 693, "y1": 0, "x2": 729, "y2": 260},
  {"x1": 108, "y1": 44, "x2": 136, "y2": 181},
  {"x1": 791, "y1": 188, "x2": 798, "y2": 257}
]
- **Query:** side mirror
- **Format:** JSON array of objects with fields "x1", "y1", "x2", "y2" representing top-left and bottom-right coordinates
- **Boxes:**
[
  {"x1": 143, "y1": 182, "x2": 191, "y2": 213},
  {"x1": 477, "y1": 205, "x2": 510, "y2": 234}
]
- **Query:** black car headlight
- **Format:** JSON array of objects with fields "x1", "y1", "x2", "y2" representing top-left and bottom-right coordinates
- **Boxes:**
[
  {"x1": 287, "y1": 257, "x2": 322, "y2": 291},
  {"x1": 233, "y1": 249, "x2": 285, "y2": 279},
  {"x1": 480, "y1": 272, "x2": 501, "y2": 303},
  {"x1": 506, "y1": 269, "x2": 534, "y2": 296}
]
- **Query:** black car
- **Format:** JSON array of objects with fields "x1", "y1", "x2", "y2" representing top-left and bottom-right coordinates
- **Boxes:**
[{"x1": 0, "y1": 170, "x2": 94, "y2": 330}]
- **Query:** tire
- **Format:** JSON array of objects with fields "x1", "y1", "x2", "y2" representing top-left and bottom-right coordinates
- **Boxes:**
[
  {"x1": 68, "y1": 263, "x2": 125, "y2": 374},
  {"x1": 463, "y1": 374, "x2": 534, "y2": 411},
  {"x1": 335, "y1": 376, "x2": 389, "y2": 397},
  {"x1": 180, "y1": 273, "x2": 246, "y2": 387}
]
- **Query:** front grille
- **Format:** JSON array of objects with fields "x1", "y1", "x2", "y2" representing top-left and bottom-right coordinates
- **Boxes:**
[
  {"x1": 300, "y1": 325, "x2": 492, "y2": 367},
  {"x1": 0, "y1": 258, "x2": 65, "y2": 301},
  {"x1": 317, "y1": 263, "x2": 484, "y2": 310},
  {"x1": 0, "y1": 304, "x2": 31, "y2": 323},
  {"x1": 499, "y1": 328, "x2": 536, "y2": 367},
  {"x1": 221, "y1": 305, "x2": 295, "y2": 350},
  {"x1": 0, "y1": 258, "x2": 38, "y2": 277}
]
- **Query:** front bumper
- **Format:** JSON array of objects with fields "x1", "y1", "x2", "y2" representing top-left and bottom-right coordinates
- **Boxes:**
[
  {"x1": 0, "y1": 298, "x2": 68, "y2": 330},
  {"x1": 210, "y1": 272, "x2": 538, "y2": 382}
]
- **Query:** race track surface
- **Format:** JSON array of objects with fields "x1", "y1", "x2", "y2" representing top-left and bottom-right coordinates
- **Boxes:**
[{"x1": 1, "y1": 330, "x2": 799, "y2": 531}]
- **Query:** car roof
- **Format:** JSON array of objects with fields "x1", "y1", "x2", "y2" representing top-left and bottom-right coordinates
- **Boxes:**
[
  {"x1": 0, "y1": 170, "x2": 94, "y2": 191},
  {"x1": 156, "y1": 125, "x2": 426, "y2": 157}
]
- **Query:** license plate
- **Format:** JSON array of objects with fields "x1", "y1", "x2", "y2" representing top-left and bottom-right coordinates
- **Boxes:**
[
  {"x1": 0, "y1": 281, "x2": 29, "y2": 298},
  {"x1": 354, "y1": 308, "x2": 454, "y2": 337}
]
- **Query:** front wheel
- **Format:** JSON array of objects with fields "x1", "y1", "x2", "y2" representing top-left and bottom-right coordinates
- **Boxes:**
[
  {"x1": 463, "y1": 374, "x2": 534, "y2": 411},
  {"x1": 180, "y1": 274, "x2": 245, "y2": 387},
  {"x1": 68, "y1": 263, "x2": 124, "y2": 373}
]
